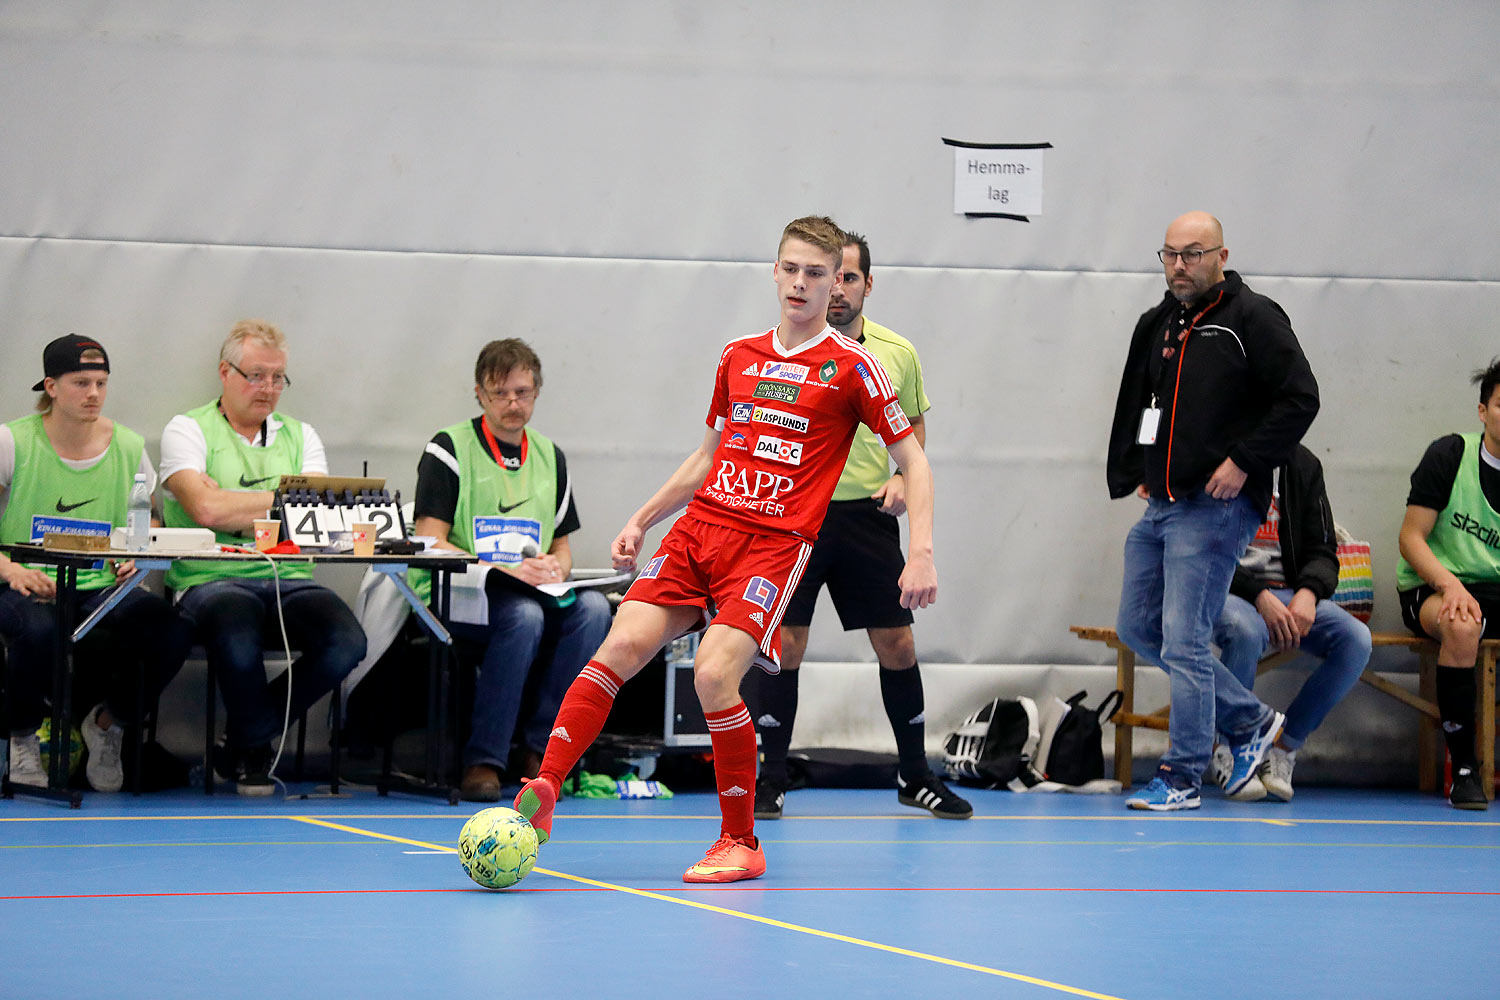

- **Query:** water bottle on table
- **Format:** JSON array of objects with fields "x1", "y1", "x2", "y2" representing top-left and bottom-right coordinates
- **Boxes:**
[{"x1": 126, "y1": 473, "x2": 151, "y2": 551}]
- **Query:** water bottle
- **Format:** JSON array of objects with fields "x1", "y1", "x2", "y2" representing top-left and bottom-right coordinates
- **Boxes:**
[{"x1": 126, "y1": 473, "x2": 151, "y2": 551}]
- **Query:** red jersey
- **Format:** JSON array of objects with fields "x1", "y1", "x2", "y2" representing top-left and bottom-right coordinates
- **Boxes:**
[{"x1": 686, "y1": 326, "x2": 913, "y2": 541}]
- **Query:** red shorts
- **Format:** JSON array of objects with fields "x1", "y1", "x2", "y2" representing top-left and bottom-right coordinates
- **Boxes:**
[{"x1": 623, "y1": 514, "x2": 812, "y2": 673}]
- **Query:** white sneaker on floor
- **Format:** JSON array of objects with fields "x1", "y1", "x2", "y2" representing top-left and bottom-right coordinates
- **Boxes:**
[
  {"x1": 1259, "y1": 746, "x2": 1296, "y2": 802},
  {"x1": 81, "y1": 703, "x2": 125, "y2": 793},
  {"x1": 1206, "y1": 743, "x2": 1233, "y2": 789},
  {"x1": 7, "y1": 731, "x2": 47, "y2": 787}
]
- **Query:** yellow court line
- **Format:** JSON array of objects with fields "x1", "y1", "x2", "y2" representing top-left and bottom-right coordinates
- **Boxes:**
[{"x1": 291, "y1": 816, "x2": 1130, "y2": 1000}]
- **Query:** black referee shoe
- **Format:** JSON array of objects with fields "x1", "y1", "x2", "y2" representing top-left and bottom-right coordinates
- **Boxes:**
[
  {"x1": 897, "y1": 773, "x2": 972, "y2": 819},
  {"x1": 754, "y1": 777, "x2": 786, "y2": 820},
  {"x1": 1450, "y1": 767, "x2": 1490, "y2": 811}
]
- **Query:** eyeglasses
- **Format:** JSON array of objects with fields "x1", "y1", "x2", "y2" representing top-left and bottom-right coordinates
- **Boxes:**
[
  {"x1": 480, "y1": 386, "x2": 537, "y2": 404},
  {"x1": 1158, "y1": 246, "x2": 1222, "y2": 265},
  {"x1": 227, "y1": 361, "x2": 291, "y2": 390}
]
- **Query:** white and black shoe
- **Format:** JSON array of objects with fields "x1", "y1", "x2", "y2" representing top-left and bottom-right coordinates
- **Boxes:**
[
  {"x1": 754, "y1": 777, "x2": 786, "y2": 820},
  {"x1": 897, "y1": 773, "x2": 973, "y2": 819},
  {"x1": 1450, "y1": 767, "x2": 1490, "y2": 811}
]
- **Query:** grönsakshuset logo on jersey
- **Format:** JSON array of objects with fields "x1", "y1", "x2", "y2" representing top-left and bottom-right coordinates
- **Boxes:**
[{"x1": 700, "y1": 459, "x2": 794, "y2": 517}]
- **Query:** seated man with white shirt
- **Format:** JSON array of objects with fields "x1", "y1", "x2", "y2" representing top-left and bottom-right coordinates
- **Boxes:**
[{"x1": 159, "y1": 320, "x2": 366, "y2": 794}]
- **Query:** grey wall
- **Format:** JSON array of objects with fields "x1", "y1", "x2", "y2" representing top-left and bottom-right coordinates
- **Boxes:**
[{"x1": 3, "y1": 1, "x2": 1498, "y2": 666}]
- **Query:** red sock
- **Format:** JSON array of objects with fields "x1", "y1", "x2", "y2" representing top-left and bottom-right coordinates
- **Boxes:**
[
  {"x1": 537, "y1": 661, "x2": 622, "y2": 791},
  {"x1": 706, "y1": 701, "x2": 757, "y2": 841}
]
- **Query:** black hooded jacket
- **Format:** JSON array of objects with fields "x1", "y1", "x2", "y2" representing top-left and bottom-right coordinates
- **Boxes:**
[
  {"x1": 1106, "y1": 271, "x2": 1320, "y2": 517},
  {"x1": 1227, "y1": 444, "x2": 1340, "y2": 603}
]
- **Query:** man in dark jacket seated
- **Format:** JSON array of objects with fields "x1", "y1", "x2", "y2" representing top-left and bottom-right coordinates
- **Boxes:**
[{"x1": 1211, "y1": 444, "x2": 1371, "y2": 802}]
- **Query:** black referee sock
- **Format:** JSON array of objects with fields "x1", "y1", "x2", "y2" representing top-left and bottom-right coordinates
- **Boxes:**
[
  {"x1": 754, "y1": 669, "x2": 799, "y2": 785},
  {"x1": 880, "y1": 662, "x2": 930, "y2": 783},
  {"x1": 1436, "y1": 664, "x2": 1479, "y2": 771}
]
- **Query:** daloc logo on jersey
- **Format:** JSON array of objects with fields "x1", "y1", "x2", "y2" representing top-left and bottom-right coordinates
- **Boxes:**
[
  {"x1": 639, "y1": 555, "x2": 667, "y2": 579},
  {"x1": 730, "y1": 401, "x2": 753, "y2": 423},
  {"x1": 753, "y1": 380, "x2": 801, "y2": 403},
  {"x1": 743, "y1": 576, "x2": 779, "y2": 612},
  {"x1": 753, "y1": 435, "x2": 803, "y2": 466},
  {"x1": 855, "y1": 362, "x2": 879, "y2": 397},
  {"x1": 760, "y1": 361, "x2": 809, "y2": 384},
  {"x1": 819, "y1": 359, "x2": 837, "y2": 382}
]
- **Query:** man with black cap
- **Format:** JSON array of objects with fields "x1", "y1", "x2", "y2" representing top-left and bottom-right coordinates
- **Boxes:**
[
  {"x1": 1, "y1": 335, "x2": 191, "y2": 792},
  {"x1": 159, "y1": 320, "x2": 366, "y2": 794}
]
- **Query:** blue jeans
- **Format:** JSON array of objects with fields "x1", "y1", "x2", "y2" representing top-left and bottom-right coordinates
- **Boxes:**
[
  {"x1": 1213, "y1": 590, "x2": 1372, "y2": 750},
  {"x1": 450, "y1": 586, "x2": 611, "y2": 770},
  {"x1": 1116, "y1": 492, "x2": 1273, "y2": 783},
  {"x1": 0, "y1": 585, "x2": 190, "y2": 734},
  {"x1": 177, "y1": 578, "x2": 366, "y2": 749}
]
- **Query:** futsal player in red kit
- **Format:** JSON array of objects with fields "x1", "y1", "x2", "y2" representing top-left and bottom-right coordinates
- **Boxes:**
[{"x1": 515, "y1": 216, "x2": 938, "y2": 882}]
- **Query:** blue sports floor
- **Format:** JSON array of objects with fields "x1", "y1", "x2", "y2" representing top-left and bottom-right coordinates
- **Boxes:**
[{"x1": 2, "y1": 785, "x2": 1496, "y2": 999}]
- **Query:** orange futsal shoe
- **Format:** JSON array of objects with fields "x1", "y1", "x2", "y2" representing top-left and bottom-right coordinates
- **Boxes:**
[
  {"x1": 682, "y1": 834, "x2": 765, "y2": 884},
  {"x1": 514, "y1": 777, "x2": 557, "y2": 846}
]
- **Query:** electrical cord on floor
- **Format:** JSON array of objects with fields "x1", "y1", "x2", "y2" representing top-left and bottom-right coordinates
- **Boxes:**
[{"x1": 222, "y1": 545, "x2": 295, "y2": 797}]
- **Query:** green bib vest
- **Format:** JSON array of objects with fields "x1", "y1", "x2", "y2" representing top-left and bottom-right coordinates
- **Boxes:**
[
  {"x1": 410, "y1": 422, "x2": 562, "y2": 605},
  {"x1": 1396, "y1": 433, "x2": 1500, "y2": 590},
  {"x1": 164, "y1": 400, "x2": 311, "y2": 590},
  {"x1": 1, "y1": 414, "x2": 145, "y2": 591}
]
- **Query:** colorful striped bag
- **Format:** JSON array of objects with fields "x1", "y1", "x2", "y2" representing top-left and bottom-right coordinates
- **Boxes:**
[{"x1": 1332, "y1": 524, "x2": 1374, "y2": 623}]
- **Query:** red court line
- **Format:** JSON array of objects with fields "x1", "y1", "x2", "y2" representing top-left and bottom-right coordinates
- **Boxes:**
[{"x1": 6, "y1": 885, "x2": 1497, "y2": 902}]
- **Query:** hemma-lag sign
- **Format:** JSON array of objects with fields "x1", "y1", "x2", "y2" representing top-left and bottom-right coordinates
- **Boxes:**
[{"x1": 952, "y1": 147, "x2": 1044, "y2": 216}]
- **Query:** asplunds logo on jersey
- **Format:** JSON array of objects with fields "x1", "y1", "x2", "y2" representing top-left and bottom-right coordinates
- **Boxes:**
[
  {"x1": 751, "y1": 406, "x2": 809, "y2": 434},
  {"x1": 730, "y1": 402, "x2": 754, "y2": 423},
  {"x1": 760, "y1": 361, "x2": 809, "y2": 384},
  {"x1": 702, "y1": 460, "x2": 794, "y2": 517},
  {"x1": 753, "y1": 380, "x2": 800, "y2": 403},
  {"x1": 753, "y1": 435, "x2": 803, "y2": 466}
]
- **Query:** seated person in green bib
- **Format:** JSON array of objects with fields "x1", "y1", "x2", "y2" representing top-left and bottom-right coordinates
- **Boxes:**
[
  {"x1": 411, "y1": 338, "x2": 610, "y2": 802},
  {"x1": 159, "y1": 320, "x2": 366, "y2": 795},
  {"x1": 1396, "y1": 355, "x2": 1500, "y2": 811},
  {"x1": 1, "y1": 334, "x2": 191, "y2": 792}
]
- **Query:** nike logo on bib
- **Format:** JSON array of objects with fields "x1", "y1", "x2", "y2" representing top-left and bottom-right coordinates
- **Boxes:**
[
  {"x1": 496, "y1": 499, "x2": 528, "y2": 514},
  {"x1": 55, "y1": 498, "x2": 95, "y2": 513},
  {"x1": 239, "y1": 474, "x2": 276, "y2": 488}
]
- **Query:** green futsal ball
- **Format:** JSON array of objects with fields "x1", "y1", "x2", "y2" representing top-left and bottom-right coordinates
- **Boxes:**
[
  {"x1": 37, "y1": 719, "x2": 84, "y2": 778},
  {"x1": 458, "y1": 807, "x2": 539, "y2": 889}
]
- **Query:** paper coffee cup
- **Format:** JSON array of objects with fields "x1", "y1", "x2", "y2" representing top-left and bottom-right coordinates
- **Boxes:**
[
  {"x1": 352, "y1": 522, "x2": 377, "y2": 557},
  {"x1": 253, "y1": 519, "x2": 281, "y2": 552}
]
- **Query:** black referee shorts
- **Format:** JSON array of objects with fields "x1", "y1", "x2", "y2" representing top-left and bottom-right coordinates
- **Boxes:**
[
  {"x1": 783, "y1": 498, "x2": 913, "y2": 631},
  {"x1": 1399, "y1": 580, "x2": 1500, "y2": 640}
]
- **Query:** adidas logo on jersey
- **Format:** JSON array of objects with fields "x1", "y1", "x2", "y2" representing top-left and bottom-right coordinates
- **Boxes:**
[
  {"x1": 722, "y1": 785, "x2": 749, "y2": 797},
  {"x1": 550, "y1": 726, "x2": 573, "y2": 743},
  {"x1": 756, "y1": 714, "x2": 781, "y2": 728},
  {"x1": 749, "y1": 610, "x2": 764, "y2": 626},
  {"x1": 742, "y1": 363, "x2": 759, "y2": 376}
]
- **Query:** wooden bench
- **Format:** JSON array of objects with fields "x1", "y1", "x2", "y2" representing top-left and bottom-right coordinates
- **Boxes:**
[{"x1": 1069, "y1": 625, "x2": 1497, "y2": 799}]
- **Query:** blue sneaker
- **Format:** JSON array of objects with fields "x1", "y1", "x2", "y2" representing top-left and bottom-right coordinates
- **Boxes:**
[
  {"x1": 1126, "y1": 769, "x2": 1201, "y2": 811},
  {"x1": 1224, "y1": 711, "x2": 1284, "y2": 799}
]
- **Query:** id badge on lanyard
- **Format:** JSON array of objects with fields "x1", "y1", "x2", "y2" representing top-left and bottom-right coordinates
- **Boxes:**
[{"x1": 1137, "y1": 395, "x2": 1161, "y2": 445}]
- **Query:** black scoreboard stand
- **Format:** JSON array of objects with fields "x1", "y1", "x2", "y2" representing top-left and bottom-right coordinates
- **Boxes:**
[{"x1": 272, "y1": 474, "x2": 409, "y2": 551}]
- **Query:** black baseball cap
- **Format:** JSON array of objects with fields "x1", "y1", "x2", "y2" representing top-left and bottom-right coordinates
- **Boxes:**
[{"x1": 32, "y1": 334, "x2": 110, "y2": 391}]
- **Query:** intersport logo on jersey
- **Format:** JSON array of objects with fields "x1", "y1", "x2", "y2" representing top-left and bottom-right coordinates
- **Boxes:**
[
  {"x1": 751, "y1": 406, "x2": 809, "y2": 434},
  {"x1": 702, "y1": 460, "x2": 795, "y2": 516},
  {"x1": 753, "y1": 435, "x2": 803, "y2": 466},
  {"x1": 760, "y1": 362, "x2": 809, "y2": 384}
]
